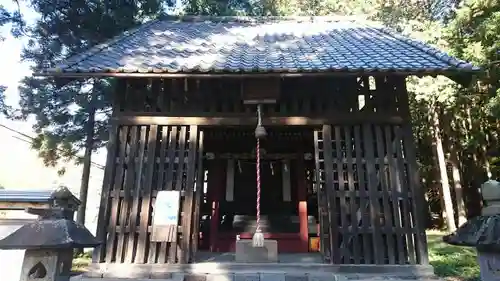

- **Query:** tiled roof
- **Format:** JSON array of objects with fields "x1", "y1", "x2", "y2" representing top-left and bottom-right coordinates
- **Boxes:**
[{"x1": 40, "y1": 16, "x2": 479, "y2": 76}]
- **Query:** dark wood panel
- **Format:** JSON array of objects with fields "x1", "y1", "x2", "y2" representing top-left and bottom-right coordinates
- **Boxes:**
[
  {"x1": 313, "y1": 130, "x2": 331, "y2": 263},
  {"x1": 105, "y1": 125, "x2": 128, "y2": 263},
  {"x1": 343, "y1": 125, "x2": 361, "y2": 264},
  {"x1": 139, "y1": 125, "x2": 157, "y2": 263},
  {"x1": 321, "y1": 125, "x2": 338, "y2": 263},
  {"x1": 317, "y1": 123, "x2": 426, "y2": 265},
  {"x1": 92, "y1": 123, "x2": 119, "y2": 263},
  {"x1": 96, "y1": 124, "x2": 203, "y2": 265},
  {"x1": 93, "y1": 74, "x2": 427, "y2": 266},
  {"x1": 114, "y1": 114, "x2": 404, "y2": 126},
  {"x1": 113, "y1": 76, "x2": 405, "y2": 117},
  {"x1": 180, "y1": 125, "x2": 199, "y2": 263}
]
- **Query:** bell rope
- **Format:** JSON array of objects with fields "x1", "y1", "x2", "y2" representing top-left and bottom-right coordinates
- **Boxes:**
[{"x1": 252, "y1": 104, "x2": 266, "y2": 247}]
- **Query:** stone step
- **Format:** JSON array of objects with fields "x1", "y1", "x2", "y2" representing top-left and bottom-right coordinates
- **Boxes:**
[
  {"x1": 72, "y1": 272, "x2": 443, "y2": 281},
  {"x1": 343, "y1": 274, "x2": 443, "y2": 280},
  {"x1": 71, "y1": 272, "x2": 185, "y2": 281}
]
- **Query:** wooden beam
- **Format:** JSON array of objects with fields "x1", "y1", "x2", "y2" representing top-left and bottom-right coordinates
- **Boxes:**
[
  {"x1": 33, "y1": 70, "x2": 470, "y2": 79},
  {"x1": 114, "y1": 114, "x2": 404, "y2": 126}
]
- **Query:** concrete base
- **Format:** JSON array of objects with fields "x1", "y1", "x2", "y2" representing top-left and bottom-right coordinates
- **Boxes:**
[{"x1": 235, "y1": 239, "x2": 278, "y2": 263}]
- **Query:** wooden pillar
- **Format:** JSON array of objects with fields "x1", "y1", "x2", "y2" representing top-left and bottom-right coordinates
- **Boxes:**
[
  {"x1": 396, "y1": 77, "x2": 430, "y2": 264},
  {"x1": 296, "y1": 156, "x2": 309, "y2": 252},
  {"x1": 208, "y1": 160, "x2": 223, "y2": 252}
]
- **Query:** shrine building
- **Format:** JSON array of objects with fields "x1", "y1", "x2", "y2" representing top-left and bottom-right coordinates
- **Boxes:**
[{"x1": 35, "y1": 16, "x2": 478, "y2": 277}]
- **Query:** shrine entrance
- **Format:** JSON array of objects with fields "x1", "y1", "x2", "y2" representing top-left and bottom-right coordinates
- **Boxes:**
[{"x1": 198, "y1": 127, "x2": 319, "y2": 254}]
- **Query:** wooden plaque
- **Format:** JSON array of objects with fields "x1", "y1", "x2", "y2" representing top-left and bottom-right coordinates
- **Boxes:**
[{"x1": 241, "y1": 78, "x2": 280, "y2": 104}]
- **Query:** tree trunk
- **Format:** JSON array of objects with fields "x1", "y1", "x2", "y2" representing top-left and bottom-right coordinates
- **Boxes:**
[
  {"x1": 481, "y1": 144, "x2": 492, "y2": 179},
  {"x1": 77, "y1": 93, "x2": 96, "y2": 229},
  {"x1": 449, "y1": 144, "x2": 467, "y2": 226},
  {"x1": 431, "y1": 104, "x2": 456, "y2": 231},
  {"x1": 442, "y1": 111, "x2": 467, "y2": 227}
]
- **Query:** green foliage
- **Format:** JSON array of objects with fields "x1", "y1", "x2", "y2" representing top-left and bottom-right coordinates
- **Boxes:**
[
  {"x1": 180, "y1": 0, "x2": 440, "y2": 19},
  {"x1": 445, "y1": 0, "x2": 500, "y2": 117},
  {"x1": 427, "y1": 231, "x2": 480, "y2": 280},
  {"x1": 13, "y1": 0, "x2": 166, "y2": 166},
  {"x1": 0, "y1": 85, "x2": 10, "y2": 116},
  {"x1": 0, "y1": 1, "x2": 25, "y2": 116},
  {"x1": 182, "y1": 0, "x2": 385, "y2": 17},
  {"x1": 0, "y1": 1, "x2": 25, "y2": 41},
  {"x1": 72, "y1": 250, "x2": 92, "y2": 273}
]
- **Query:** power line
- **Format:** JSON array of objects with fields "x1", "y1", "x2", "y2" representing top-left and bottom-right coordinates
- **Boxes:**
[{"x1": 0, "y1": 123, "x2": 105, "y2": 170}]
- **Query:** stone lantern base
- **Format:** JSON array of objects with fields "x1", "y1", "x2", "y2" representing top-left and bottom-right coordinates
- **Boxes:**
[
  {"x1": 478, "y1": 251, "x2": 500, "y2": 281},
  {"x1": 20, "y1": 249, "x2": 73, "y2": 281}
]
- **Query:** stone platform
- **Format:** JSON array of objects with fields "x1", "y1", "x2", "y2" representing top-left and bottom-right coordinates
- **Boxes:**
[
  {"x1": 80, "y1": 253, "x2": 436, "y2": 281},
  {"x1": 81, "y1": 262, "x2": 436, "y2": 280},
  {"x1": 72, "y1": 272, "x2": 443, "y2": 281}
]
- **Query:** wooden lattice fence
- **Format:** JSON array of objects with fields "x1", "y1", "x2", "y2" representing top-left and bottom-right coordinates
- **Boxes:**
[
  {"x1": 314, "y1": 124, "x2": 428, "y2": 265},
  {"x1": 93, "y1": 124, "x2": 204, "y2": 264}
]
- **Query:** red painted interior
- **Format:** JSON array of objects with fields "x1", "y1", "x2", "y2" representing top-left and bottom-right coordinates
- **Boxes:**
[
  {"x1": 208, "y1": 160, "x2": 224, "y2": 252},
  {"x1": 208, "y1": 155, "x2": 309, "y2": 253},
  {"x1": 296, "y1": 156, "x2": 309, "y2": 252}
]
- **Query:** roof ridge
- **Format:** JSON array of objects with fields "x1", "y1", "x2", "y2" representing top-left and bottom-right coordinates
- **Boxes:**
[
  {"x1": 51, "y1": 19, "x2": 162, "y2": 73},
  {"x1": 377, "y1": 26, "x2": 477, "y2": 70}
]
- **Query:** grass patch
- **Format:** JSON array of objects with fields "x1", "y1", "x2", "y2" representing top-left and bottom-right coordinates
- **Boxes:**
[
  {"x1": 427, "y1": 230, "x2": 480, "y2": 281},
  {"x1": 72, "y1": 251, "x2": 92, "y2": 273}
]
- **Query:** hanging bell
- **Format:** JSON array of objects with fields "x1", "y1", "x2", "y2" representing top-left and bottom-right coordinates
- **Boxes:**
[{"x1": 255, "y1": 125, "x2": 267, "y2": 139}]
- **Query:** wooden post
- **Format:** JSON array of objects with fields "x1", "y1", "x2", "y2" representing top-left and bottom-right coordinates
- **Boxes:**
[
  {"x1": 208, "y1": 160, "x2": 223, "y2": 252},
  {"x1": 296, "y1": 156, "x2": 309, "y2": 253},
  {"x1": 191, "y1": 131, "x2": 205, "y2": 261},
  {"x1": 322, "y1": 125, "x2": 338, "y2": 263}
]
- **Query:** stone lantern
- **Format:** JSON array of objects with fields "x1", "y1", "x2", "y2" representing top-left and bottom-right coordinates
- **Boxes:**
[
  {"x1": 0, "y1": 187, "x2": 101, "y2": 281},
  {"x1": 443, "y1": 179, "x2": 500, "y2": 281}
]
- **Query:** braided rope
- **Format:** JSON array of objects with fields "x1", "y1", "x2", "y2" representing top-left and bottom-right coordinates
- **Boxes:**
[{"x1": 256, "y1": 137, "x2": 261, "y2": 232}]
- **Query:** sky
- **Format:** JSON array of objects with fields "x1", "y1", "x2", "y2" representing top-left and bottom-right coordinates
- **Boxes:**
[
  {"x1": 1, "y1": 1, "x2": 37, "y2": 110},
  {"x1": 0, "y1": 1, "x2": 107, "y2": 165},
  {"x1": 0, "y1": 2, "x2": 104, "y2": 230}
]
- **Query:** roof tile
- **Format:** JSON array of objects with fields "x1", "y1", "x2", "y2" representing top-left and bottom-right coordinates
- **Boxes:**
[{"x1": 43, "y1": 17, "x2": 479, "y2": 75}]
